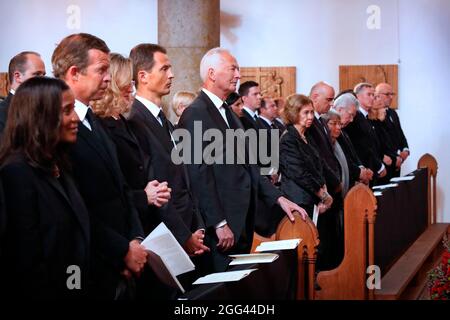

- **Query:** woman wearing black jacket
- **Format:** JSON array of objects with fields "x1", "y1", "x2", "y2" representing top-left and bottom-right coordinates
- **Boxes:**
[
  {"x1": 279, "y1": 94, "x2": 337, "y2": 270},
  {"x1": 0, "y1": 77, "x2": 90, "y2": 299}
]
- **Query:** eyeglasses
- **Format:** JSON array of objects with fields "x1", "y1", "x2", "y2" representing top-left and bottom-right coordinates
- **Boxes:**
[
  {"x1": 379, "y1": 92, "x2": 396, "y2": 97},
  {"x1": 328, "y1": 121, "x2": 342, "y2": 127}
]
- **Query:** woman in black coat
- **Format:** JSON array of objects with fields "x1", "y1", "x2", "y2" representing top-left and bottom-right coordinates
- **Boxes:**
[
  {"x1": 279, "y1": 94, "x2": 333, "y2": 217},
  {"x1": 91, "y1": 53, "x2": 171, "y2": 232},
  {"x1": 279, "y1": 94, "x2": 337, "y2": 270},
  {"x1": 0, "y1": 77, "x2": 90, "y2": 299}
]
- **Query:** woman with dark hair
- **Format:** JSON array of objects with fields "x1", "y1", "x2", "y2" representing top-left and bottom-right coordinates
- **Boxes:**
[{"x1": 0, "y1": 76, "x2": 90, "y2": 299}]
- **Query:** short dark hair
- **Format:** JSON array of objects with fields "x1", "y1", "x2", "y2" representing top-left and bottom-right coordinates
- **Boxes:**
[
  {"x1": 52, "y1": 33, "x2": 110, "y2": 79},
  {"x1": 8, "y1": 51, "x2": 41, "y2": 83},
  {"x1": 238, "y1": 81, "x2": 259, "y2": 97},
  {"x1": 0, "y1": 77, "x2": 70, "y2": 169},
  {"x1": 225, "y1": 92, "x2": 241, "y2": 106},
  {"x1": 129, "y1": 43, "x2": 167, "y2": 88}
]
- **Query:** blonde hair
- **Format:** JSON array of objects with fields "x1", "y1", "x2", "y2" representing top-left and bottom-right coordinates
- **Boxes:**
[
  {"x1": 171, "y1": 91, "x2": 196, "y2": 116},
  {"x1": 281, "y1": 94, "x2": 313, "y2": 125},
  {"x1": 92, "y1": 53, "x2": 133, "y2": 117}
]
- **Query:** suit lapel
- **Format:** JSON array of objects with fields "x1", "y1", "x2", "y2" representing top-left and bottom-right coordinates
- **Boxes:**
[
  {"x1": 42, "y1": 172, "x2": 90, "y2": 243},
  {"x1": 200, "y1": 92, "x2": 229, "y2": 133},
  {"x1": 132, "y1": 100, "x2": 173, "y2": 154},
  {"x1": 77, "y1": 124, "x2": 122, "y2": 186}
]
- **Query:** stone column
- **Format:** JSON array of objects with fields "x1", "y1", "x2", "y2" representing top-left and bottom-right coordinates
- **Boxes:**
[{"x1": 158, "y1": 0, "x2": 220, "y2": 122}]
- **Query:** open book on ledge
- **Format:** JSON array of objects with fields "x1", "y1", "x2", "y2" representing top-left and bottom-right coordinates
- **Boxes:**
[
  {"x1": 192, "y1": 269, "x2": 258, "y2": 285},
  {"x1": 255, "y1": 239, "x2": 302, "y2": 252},
  {"x1": 228, "y1": 253, "x2": 279, "y2": 266}
]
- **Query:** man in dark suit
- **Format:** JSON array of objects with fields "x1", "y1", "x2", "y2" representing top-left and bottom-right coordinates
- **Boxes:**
[
  {"x1": 0, "y1": 51, "x2": 46, "y2": 135},
  {"x1": 308, "y1": 82, "x2": 342, "y2": 194},
  {"x1": 238, "y1": 81, "x2": 265, "y2": 131},
  {"x1": 375, "y1": 82, "x2": 410, "y2": 177},
  {"x1": 127, "y1": 43, "x2": 209, "y2": 260},
  {"x1": 178, "y1": 47, "x2": 307, "y2": 272},
  {"x1": 52, "y1": 33, "x2": 147, "y2": 299},
  {"x1": 333, "y1": 93, "x2": 374, "y2": 186},
  {"x1": 344, "y1": 83, "x2": 387, "y2": 184}
]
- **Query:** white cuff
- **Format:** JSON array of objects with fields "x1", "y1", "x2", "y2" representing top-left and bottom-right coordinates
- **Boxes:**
[
  {"x1": 378, "y1": 163, "x2": 386, "y2": 174},
  {"x1": 215, "y1": 220, "x2": 227, "y2": 229}
]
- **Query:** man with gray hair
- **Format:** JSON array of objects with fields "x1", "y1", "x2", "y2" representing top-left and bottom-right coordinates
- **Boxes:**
[
  {"x1": 375, "y1": 82, "x2": 409, "y2": 177},
  {"x1": 333, "y1": 93, "x2": 373, "y2": 185},
  {"x1": 178, "y1": 47, "x2": 307, "y2": 272},
  {"x1": 344, "y1": 83, "x2": 387, "y2": 183},
  {"x1": 0, "y1": 51, "x2": 46, "y2": 134}
]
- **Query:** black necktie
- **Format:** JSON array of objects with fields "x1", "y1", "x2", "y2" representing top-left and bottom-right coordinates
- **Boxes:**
[
  {"x1": 253, "y1": 114, "x2": 258, "y2": 122},
  {"x1": 270, "y1": 122, "x2": 277, "y2": 129},
  {"x1": 222, "y1": 103, "x2": 238, "y2": 129},
  {"x1": 85, "y1": 108, "x2": 103, "y2": 141},
  {"x1": 158, "y1": 110, "x2": 173, "y2": 142}
]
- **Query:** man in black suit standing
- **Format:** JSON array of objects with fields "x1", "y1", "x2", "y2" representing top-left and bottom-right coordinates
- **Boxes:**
[
  {"x1": 52, "y1": 33, "x2": 147, "y2": 299},
  {"x1": 178, "y1": 48, "x2": 307, "y2": 272},
  {"x1": 375, "y1": 82, "x2": 409, "y2": 177},
  {"x1": 238, "y1": 81, "x2": 265, "y2": 131},
  {"x1": 308, "y1": 82, "x2": 342, "y2": 195},
  {"x1": 0, "y1": 51, "x2": 46, "y2": 135},
  {"x1": 128, "y1": 43, "x2": 209, "y2": 258},
  {"x1": 344, "y1": 83, "x2": 387, "y2": 183}
]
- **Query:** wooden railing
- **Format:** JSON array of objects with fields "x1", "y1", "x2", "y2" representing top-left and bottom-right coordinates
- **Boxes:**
[{"x1": 254, "y1": 153, "x2": 449, "y2": 300}]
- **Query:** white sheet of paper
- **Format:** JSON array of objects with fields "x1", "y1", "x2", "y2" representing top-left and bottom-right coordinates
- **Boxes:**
[
  {"x1": 373, "y1": 191, "x2": 383, "y2": 197},
  {"x1": 313, "y1": 204, "x2": 319, "y2": 226},
  {"x1": 192, "y1": 269, "x2": 258, "y2": 285},
  {"x1": 255, "y1": 239, "x2": 301, "y2": 252},
  {"x1": 228, "y1": 253, "x2": 279, "y2": 266},
  {"x1": 390, "y1": 175, "x2": 415, "y2": 182},
  {"x1": 141, "y1": 222, "x2": 195, "y2": 276},
  {"x1": 372, "y1": 183, "x2": 399, "y2": 190}
]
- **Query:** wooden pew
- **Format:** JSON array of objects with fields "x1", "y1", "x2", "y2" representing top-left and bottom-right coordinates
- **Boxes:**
[{"x1": 255, "y1": 153, "x2": 449, "y2": 300}]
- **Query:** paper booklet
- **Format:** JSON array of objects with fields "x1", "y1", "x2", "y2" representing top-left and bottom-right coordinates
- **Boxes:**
[
  {"x1": 192, "y1": 269, "x2": 258, "y2": 285},
  {"x1": 141, "y1": 222, "x2": 195, "y2": 293},
  {"x1": 254, "y1": 239, "x2": 302, "y2": 252},
  {"x1": 228, "y1": 253, "x2": 279, "y2": 266},
  {"x1": 313, "y1": 204, "x2": 319, "y2": 226},
  {"x1": 390, "y1": 175, "x2": 415, "y2": 182},
  {"x1": 372, "y1": 183, "x2": 399, "y2": 190}
]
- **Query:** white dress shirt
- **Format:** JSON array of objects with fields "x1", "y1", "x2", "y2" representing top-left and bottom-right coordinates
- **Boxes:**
[
  {"x1": 202, "y1": 88, "x2": 230, "y2": 127},
  {"x1": 74, "y1": 100, "x2": 92, "y2": 131}
]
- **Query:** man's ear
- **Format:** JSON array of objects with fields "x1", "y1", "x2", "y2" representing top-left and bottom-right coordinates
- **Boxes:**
[
  {"x1": 67, "y1": 66, "x2": 79, "y2": 81},
  {"x1": 137, "y1": 70, "x2": 147, "y2": 86},
  {"x1": 208, "y1": 68, "x2": 215, "y2": 82},
  {"x1": 13, "y1": 71, "x2": 23, "y2": 85}
]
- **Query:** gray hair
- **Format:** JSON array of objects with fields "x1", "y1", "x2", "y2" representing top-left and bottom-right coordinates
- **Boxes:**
[
  {"x1": 321, "y1": 109, "x2": 341, "y2": 124},
  {"x1": 354, "y1": 82, "x2": 373, "y2": 95},
  {"x1": 199, "y1": 47, "x2": 232, "y2": 83},
  {"x1": 333, "y1": 93, "x2": 358, "y2": 110}
]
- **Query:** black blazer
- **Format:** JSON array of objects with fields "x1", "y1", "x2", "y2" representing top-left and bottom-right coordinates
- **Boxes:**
[
  {"x1": 306, "y1": 117, "x2": 341, "y2": 192},
  {"x1": 99, "y1": 115, "x2": 157, "y2": 231},
  {"x1": 279, "y1": 125, "x2": 325, "y2": 215},
  {"x1": 128, "y1": 99, "x2": 204, "y2": 245},
  {"x1": 338, "y1": 130, "x2": 363, "y2": 187},
  {"x1": 0, "y1": 93, "x2": 13, "y2": 136},
  {"x1": 69, "y1": 115, "x2": 143, "y2": 299},
  {"x1": 344, "y1": 110, "x2": 384, "y2": 176},
  {"x1": 0, "y1": 153, "x2": 90, "y2": 299},
  {"x1": 178, "y1": 91, "x2": 282, "y2": 271},
  {"x1": 385, "y1": 108, "x2": 409, "y2": 151}
]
